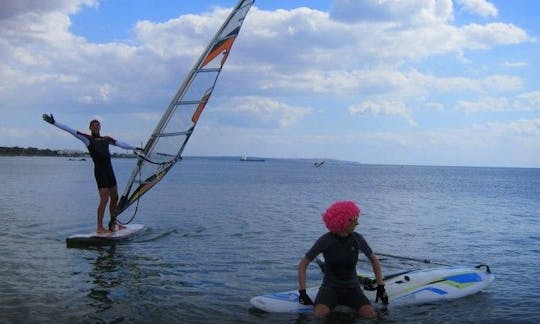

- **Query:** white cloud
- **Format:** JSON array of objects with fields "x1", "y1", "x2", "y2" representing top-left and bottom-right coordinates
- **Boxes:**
[
  {"x1": 502, "y1": 61, "x2": 528, "y2": 68},
  {"x1": 482, "y1": 75, "x2": 523, "y2": 92},
  {"x1": 461, "y1": 23, "x2": 528, "y2": 49},
  {"x1": 213, "y1": 96, "x2": 312, "y2": 128},
  {"x1": 457, "y1": 91, "x2": 540, "y2": 113},
  {"x1": 134, "y1": 8, "x2": 233, "y2": 59},
  {"x1": 0, "y1": 0, "x2": 97, "y2": 19},
  {"x1": 348, "y1": 99, "x2": 417, "y2": 126},
  {"x1": 457, "y1": 96, "x2": 510, "y2": 113},
  {"x1": 515, "y1": 91, "x2": 540, "y2": 110},
  {"x1": 482, "y1": 118, "x2": 540, "y2": 137},
  {"x1": 2, "y1": 2, "x2": 530, "y2": 113},
  {"x1": 330, "y1": 0, "x2": 454, "y2": 25},
  {"x1": 424, "y1": 102, "x2": 445, "y2": 111},
  {"x1": 457, "y1": 0, "x2": 498, "y2": 18},
  {"x1": 240, "y1": 5, "x2": 531, "y2": 76},
  {"x1": 0, "y1": 126, "x2": 33, "y2": 138}
]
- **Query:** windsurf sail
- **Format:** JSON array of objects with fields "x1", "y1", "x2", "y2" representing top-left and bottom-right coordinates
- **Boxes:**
[{"x1": 117, "y1": 0, "x2": 254, "y2": 216}]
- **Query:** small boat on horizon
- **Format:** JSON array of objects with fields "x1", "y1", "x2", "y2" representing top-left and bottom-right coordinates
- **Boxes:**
[{"x1": 240, "y1": 156, "x2": 265, "y2": 162}]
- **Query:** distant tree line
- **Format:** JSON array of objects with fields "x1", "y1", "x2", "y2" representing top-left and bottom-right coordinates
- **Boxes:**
[
  {"x1": 0, "y1": 146, "x2": 135, "y2": 158},
  {"x1": 0, "y1": 146, "x2": 65, "y2": 156}
]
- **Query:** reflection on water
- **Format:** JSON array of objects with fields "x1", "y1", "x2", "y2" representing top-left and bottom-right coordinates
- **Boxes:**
[{"x1": 88, "y1": 245, "x2": 120, "y2": 307}]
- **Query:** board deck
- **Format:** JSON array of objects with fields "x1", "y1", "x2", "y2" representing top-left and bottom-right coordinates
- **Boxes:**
[
  {"x1": 66, "y1": 224, "x2": 146, "y2": 247},
  {"x1": 250, "y1": 265, "x2": 494, "y2": 313}
]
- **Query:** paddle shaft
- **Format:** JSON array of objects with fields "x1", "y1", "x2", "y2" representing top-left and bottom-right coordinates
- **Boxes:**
[
  {"x1": 316, "y1": 258, "x2": 413, "y2": 281},
  {"x1": 376, "y1": 252, "x2": 450, "y2": 266}
]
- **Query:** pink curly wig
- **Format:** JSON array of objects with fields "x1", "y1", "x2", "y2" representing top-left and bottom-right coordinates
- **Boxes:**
[{"x1": 322, "y1": 201, "x2": 361, "y2": 233}]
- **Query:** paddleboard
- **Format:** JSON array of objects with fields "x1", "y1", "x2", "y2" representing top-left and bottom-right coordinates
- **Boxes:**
[
  {"x1": 250, "y1": 265, "x2": 494, "y2": 313},
  {"x1": 66, "y1": 224, "x2": 146, "y2": 247}
]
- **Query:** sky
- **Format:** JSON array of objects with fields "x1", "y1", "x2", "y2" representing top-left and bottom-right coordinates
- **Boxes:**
[{"x1": 1, "y1": 0, "x2": 540, "y2": 167}]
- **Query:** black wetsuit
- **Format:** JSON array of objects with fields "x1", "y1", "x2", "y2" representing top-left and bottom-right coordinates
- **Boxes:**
[
  {"x1": 80, "y1": 133, "x2": 117, "y2": 188},
  {"x1": 51, "y1": 121, "x2": 134, "y2": 189},
  {"x1": 305, "y1": 232, "x2": 373, "y2": 310}
]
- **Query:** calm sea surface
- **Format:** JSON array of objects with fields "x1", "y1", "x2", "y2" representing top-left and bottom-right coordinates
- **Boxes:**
[{"x1": 1, "y1": 156, "x2": 539, "y2": 323}]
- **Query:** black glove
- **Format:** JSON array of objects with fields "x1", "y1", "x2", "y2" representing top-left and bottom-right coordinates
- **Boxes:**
[
  {"x1": 42, "y1": 113, "x2": 55, "y2": 124},
  {"x1": 298, "y1": 289, "x2": 314, "y2": 305},
  {"x1": 375, "y1": 284, "x2": 389, "y2": 305}
]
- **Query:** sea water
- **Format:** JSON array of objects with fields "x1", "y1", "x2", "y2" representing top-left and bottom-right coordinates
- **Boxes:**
[{"x1": 1, "y1": 156, "x2": 539, "y2": 323}]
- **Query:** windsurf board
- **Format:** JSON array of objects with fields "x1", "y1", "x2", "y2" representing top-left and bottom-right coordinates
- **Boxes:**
[
  {"x1": 250, "y1": 265, "x2": 494, "y2": 313},
  {"x1": 66, "y1": 223, "x2": 146, "y2": 247}
]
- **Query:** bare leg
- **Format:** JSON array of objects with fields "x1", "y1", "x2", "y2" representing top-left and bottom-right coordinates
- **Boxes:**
[
  {"x1": 108, "y1": 185, "x2": 125, "y2": 231},
  {"x1": 97, "y1": 188, "x2": 111, "y2": 234},
  {"x1": 109, "y1": 185, "x2": 118, "y2": 223}
]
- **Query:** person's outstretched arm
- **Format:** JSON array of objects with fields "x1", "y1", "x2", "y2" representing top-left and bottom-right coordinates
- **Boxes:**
[
  {"x1": 42, "y1": 113, "x2": 89, "y2": 146},
  {"x1": 111, "y1": 138, "x2": 137, "y2": 151}
]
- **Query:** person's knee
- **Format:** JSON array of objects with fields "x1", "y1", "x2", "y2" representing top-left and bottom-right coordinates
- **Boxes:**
[
  {"x1": 98, "y1": 195, "x2": 110, "y2": 206},
  {"x1": 314, "y1": 304, "x2": 331, "y2": 318},
  {"x1": 358, "y1": 304, "x2": 377, "y2": 319}
]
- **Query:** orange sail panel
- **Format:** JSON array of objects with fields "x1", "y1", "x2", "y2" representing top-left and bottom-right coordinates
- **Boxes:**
[
  {"x1": 192, "y1": 92, "x2": 211, "y2": 124},
  {"x1": 201, "y1": 35, "x2": 236, "y2": 68}
]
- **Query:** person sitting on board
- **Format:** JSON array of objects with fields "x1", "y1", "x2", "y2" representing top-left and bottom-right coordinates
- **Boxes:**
[
  {"x1": 297, "y1": 200, "x2": 388, "y2": 319},
  {"x1": 42, "y1": 114, "x2": 139, "y2": 234}
]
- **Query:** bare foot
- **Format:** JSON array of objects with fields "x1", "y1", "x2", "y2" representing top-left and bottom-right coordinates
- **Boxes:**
[
  {"x1": 111, "y1": 223, "x2": 126, "y2": 231},
  {"x1": 97, "y1": 228, "x2": 112, "y2": 234}
]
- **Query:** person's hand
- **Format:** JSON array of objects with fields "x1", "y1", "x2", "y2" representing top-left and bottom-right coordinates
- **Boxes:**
[
  {"x1": 42, "y1": 113, "x2": 55, "y2": 124},
  {"x1": 298, "y1": 289, "x2": 314, "y2": 305},
  {"x1": 375, "y1": 284, "x2": 389, "y2": 305}
]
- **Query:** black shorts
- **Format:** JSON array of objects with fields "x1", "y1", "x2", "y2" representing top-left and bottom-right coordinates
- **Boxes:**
[
  {"x1": 94, "y1": 167, "x2": 117, "y2": 189},
  {"x1": 314, "y1": 285, "x2": 371, "y2": 310}
]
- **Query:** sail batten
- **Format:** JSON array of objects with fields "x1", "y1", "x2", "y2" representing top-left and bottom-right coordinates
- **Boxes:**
[
  {"x1": 117, "y1": 0, "x2": 255, "y2": 215},
  {"x1": 197, "y1": 67, "x2": 222, "y2": 73},
  {"x1": 158, "y1": 131, "x2": 192, "y2": 137},
  {"x1": 177, "y1": 99, "x2": 209, "y2": 105}
]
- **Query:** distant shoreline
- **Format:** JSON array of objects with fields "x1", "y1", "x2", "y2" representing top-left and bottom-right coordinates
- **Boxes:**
[
  {"x1": 3, "y1": 146, "x2": 537, "y2": 169},
  {"x1": 0, "y1": 146, "x2": 133, "y2": 158}
]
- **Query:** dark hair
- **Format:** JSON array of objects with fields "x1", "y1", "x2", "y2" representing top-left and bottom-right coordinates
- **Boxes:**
[{"x1": 89, "y1": 119, "x2": 100, "y2": 127}]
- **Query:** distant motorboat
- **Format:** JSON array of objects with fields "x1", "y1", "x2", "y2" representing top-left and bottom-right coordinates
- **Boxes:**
[
  {"x1": 240, "y1": 156, "x2": 265, "y2": 162},
  {"x1": 314, "y1": 160, "x2": 326, "y2": 167}
]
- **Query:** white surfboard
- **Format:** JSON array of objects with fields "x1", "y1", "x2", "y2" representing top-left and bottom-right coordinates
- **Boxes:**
[
  {"x1": 66, "y1": 224, "x2": 146, "y2": 247},
  {"x1": 250, "y1": 265, "x2": 494, "y2": 313}
]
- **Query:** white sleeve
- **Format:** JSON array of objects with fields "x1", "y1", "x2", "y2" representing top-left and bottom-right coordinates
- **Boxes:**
[
  {"x1": 113, "y1": 140, "x2": 136, "y2": 150},
  {"x1": 53, "y1": 121, "x2": 90, "y2": 146}
]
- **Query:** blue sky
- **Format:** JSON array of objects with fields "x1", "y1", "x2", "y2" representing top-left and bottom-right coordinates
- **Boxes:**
[{"x1": 1, "y1": 0, "x2": 539, "y2": 167}]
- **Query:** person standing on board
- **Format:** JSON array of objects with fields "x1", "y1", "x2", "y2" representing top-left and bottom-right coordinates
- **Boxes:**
[
  {"x1": 297, "y1": 200, "x2": 388, "y2": 319},
  {"x1": 42, "y1": 114, "x2": 138, "y2": 234}
]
